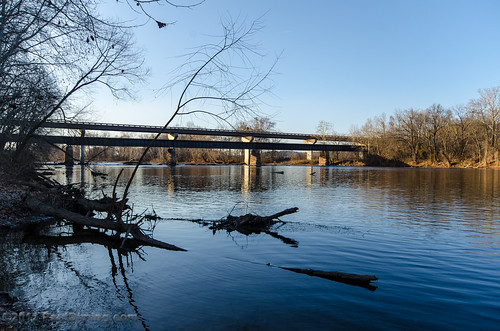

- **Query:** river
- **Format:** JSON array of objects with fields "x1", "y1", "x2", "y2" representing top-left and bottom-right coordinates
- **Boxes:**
[{"x1": 1, "y1": 165, "x2": 499, "y2": 330}]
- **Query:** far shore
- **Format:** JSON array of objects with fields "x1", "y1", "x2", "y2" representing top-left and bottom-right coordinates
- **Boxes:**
[{"x1": 41, "y1": 159, "x2": 500, "y2": 169}]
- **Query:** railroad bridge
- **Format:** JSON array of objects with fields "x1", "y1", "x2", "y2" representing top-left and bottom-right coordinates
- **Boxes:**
[{"x1": 39, "y1": 120, "x2": 364, "y2": 166}]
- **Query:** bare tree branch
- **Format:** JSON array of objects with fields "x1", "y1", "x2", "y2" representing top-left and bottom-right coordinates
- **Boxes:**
[{"x1": 117, "y1": 17, "x2": 279, "y2": 216}]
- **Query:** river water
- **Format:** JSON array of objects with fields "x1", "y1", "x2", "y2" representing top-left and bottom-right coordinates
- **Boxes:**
[{"x1": 1, "y1": 165, "x2": 499, "y2": 330}]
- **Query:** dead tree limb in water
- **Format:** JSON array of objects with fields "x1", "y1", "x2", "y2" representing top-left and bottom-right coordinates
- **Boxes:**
[
  {"x1": 211, "y1": 207, "x2": 299, "y2": 233},
  {"x1": 75, "y1": 196, "x2": 128, "y2": 214},
  {"x1": 25, "y1": 197, "x2": 186, "y2": 251},
  {"x1": 182, "y1": 207, "x2": 299, "y2": 246},
  {"x1": 272, "y1": 265, "x2": 378, "y2": 291}
]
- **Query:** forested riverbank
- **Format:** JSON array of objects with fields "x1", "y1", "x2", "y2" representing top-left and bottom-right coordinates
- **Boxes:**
[{"x1": 350, "y1": 88, "x2": 500, "y2": 168}]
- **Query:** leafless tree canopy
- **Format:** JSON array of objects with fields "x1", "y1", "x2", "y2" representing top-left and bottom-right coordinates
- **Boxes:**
[
  {"x1": 122, "y1": 0, "x2": 205, "y2": 28},
  {"x1": 159, "y1": 18, "x2": 280, "y2": 128},
  {"x1": 351, "y1": 87, "x2": 500, "y2": 166},
  {"x1": 0, "y1": 0, "x2": 145, "y2": 154},
  {"x1": 117, "y1": 17, "x2": 280, "y2": 208},
  {"x1": 316, "y1": 120, "x2": 335, "y2": 140}
]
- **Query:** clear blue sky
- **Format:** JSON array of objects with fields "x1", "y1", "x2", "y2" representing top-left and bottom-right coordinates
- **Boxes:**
[{"x1": 94, "y1": 0, "x2": 500, "y2": 134}]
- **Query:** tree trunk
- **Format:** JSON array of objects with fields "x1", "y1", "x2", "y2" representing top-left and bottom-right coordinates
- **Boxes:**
[
  {"x1": 483, "y1": 140, "x2": 489, "y2": 166},
  {"x1": 25, "y1": 197, "x2": 186, "y2": 251}
]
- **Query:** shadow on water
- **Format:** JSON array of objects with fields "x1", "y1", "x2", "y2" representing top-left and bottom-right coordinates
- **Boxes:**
[
  {"x1": 0, "y1": 224, "x2": 152, "y2": 330},
  {"x1": 109, "y1": 248, "x2": 150, "y2": 331}
]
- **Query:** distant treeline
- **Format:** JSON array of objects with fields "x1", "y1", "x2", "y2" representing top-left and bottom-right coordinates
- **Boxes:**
[{"x1": 350, "y1": 86, "x2": 500, "y2": 167}]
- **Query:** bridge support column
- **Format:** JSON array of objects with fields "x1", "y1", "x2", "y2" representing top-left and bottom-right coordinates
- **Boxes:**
[
  {"x1": 306, "y1": 151, "x2": 313, "y2": 162},
  {"x1": 79, "y1": 129, "x2": 85, "y2": 165},
  {"x1": 64, "y1": 145, "x2": 74, "y2": 165},
  {"x1": 358, "y1": 148, "x2": 367, "y2": 161},
  {"x1": 244, "y1": 149, "x2": 251, "y2": 165},
  {"x1": 241, "y1": 136, "x2": 261, "y2": 167},
  {"x1": 319, "y1": 151, "x2": 330, "y2": 166},
  {"x1": 304, "y1": 138, "x2": 317, "y2": 163},
  {"x1": 167, "y1": 133, "x2": 178, "y2": 166},
  {"x1": 168, "y1": 148, "x2": 176, "y2": 166},
  {"x1": 244, "y1": 149, "x2": 261, "y2": 166}
]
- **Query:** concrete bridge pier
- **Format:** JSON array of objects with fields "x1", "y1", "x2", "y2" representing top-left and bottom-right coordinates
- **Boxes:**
[
  {"x1": 167, "y1": 133, "x2": 178, "y2": 166},
  {"x1": 358, "y1": 148, "x2": 367, "y2": 161},
  {"x1": 304, "y1": 138, "x2": 317, "y2": 163},
  {"x1": 79, "y1": 129, "x2": 85, "y2": 164},
  {"x1": 168, "y1": 148, "x2": 176, "y2": 166},
  {"x1": 319, "y1": 151, "x2": 331, "y2": 166},
  {"x1": 306, "y1": 150, "x2": 313, "y2": 162},
  {"x1": 241, "y1": 136, "x2": 261, "y2": 166},
  {"x1": 244, "y1": 149, "x2": 261, "y2": 166},
  {"x1": 64, "y1": 145, "x2": 74, "y2": 165}
]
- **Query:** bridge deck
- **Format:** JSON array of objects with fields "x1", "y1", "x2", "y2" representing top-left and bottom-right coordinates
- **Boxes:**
[
  {"x1": 42, "y1": 136, "x2": 361, "y2": 152},
  {"x1": 41, "y1": 120, "x2": 350, "y2": 142}
]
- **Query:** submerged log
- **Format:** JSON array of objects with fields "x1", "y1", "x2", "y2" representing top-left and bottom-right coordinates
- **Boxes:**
[
  {"x1": 25, "y1": 197, "x2": 186, "y2": 251},
  {"x1": 276, "y1": 265, "x2": 378, "y2": 291},
  {"x1": 211, "y1": 207, "x2": 299, "y2": 233}
]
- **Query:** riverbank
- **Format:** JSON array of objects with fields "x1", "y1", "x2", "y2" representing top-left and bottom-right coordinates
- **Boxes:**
[
  {"x1": 0, "y1": 169, "x2": 54, "y2": 230},
  {"x1": 176, "y1": 158, "x2": 500, "y2": 169},
  {"x1": 0, "y1": 173, "x2": 31, "y2": 229}
]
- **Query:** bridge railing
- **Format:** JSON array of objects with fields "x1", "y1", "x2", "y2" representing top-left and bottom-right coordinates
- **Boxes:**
[{"x1": 41, "y1": 120, "x2": 352, "y2": 142}]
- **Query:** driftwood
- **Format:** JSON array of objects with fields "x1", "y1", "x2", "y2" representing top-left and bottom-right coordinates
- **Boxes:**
[
  {"x1": 180, "y1": 208, "x2": 299, "y2": 246},
  {"x1": 211, "y1": 207, "x2": 299, "y2": 233},
  {"x1": 75, "y1": 196, "x2": 128, "y2": 213},
  {"x1": 274, "y1": 265, "x2": 378, "y2": 291},
  {"x1": 25, "y1": 197, "x2": 185, "y2": 251}
]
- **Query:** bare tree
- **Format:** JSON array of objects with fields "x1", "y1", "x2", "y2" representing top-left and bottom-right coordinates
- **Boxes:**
[
  {"x1": 118, "y1": 18, "x2": 279, "y2": 214},
  {"x1": 122, "y1": 0, "x2": 205, "y2": 28},
  {"x1": 390, "y1": 108, "x2": 425, "y2": 163},
  {"x1": 441, "y1": 105, "x2": 475, "y2": 163},
  {"x1": 468, "y1": 86, "x2": 500, "y2": 164},
  {"x1": 237, "y1": 116, "x2": 277, "y2": 140},
  {"x1": 316, "y1": 120, "x2": 334, "y2": 140},
  {"x1": 348, "y1": 86, "x2": 500, "y2": 166},
  {"x1": 0, "y1": 0, "x2": 145, "y2": 159},
  {"x1": 422, "y1": 104, "x2": 451, "y2": 163}
]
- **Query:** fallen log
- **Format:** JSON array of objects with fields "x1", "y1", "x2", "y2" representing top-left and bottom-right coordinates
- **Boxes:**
[
  {"x1": 211, "y1": 207, "x2": 299, "y2": 233},
  {"x1": 25, "y1": 197, "x2": 186, "y2": 251},
  {"x1": 274, "y1": 265, "x2": 378, "y2": 291},
  {"x1": 260, "y1": 207, "x2": 299, "y2": 221},
  {"x1": 75, "y1": 196, "x2": 128, "y2": 213},
  {"x1": 180, "y1": 207, "x2": 299, "y2": 246}
]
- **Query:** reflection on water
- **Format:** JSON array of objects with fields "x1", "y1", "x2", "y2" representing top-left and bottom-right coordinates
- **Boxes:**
[{"x1": 1, "y1": 165, "x2": 499, "y2": 330}]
